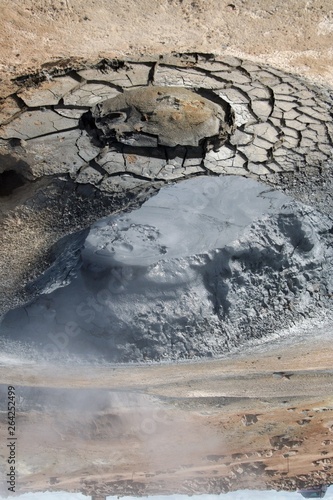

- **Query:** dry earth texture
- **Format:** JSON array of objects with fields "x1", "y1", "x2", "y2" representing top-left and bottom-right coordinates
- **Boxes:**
[
  {"x1": 1, "y1": 339, "x2": 333, "y2": 497},
  {"x1": 0, "y1": 0, "x2": 333, "y2": 498}
]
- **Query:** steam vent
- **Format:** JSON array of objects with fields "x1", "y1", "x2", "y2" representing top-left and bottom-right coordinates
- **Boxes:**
[{"x1": 0, "y1": 53, "x2": 333, "y2": 363}]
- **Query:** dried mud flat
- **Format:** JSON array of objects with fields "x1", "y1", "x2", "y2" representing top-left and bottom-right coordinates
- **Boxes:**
[{"x1": 0, "y1": 0, "x2": 333, "y2": 497}]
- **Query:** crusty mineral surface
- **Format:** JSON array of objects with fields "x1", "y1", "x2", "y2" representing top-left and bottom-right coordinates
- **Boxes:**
[
  {"x1": 90, "y1": 86, "x2": 235, "y2": 148},
  {"x1": 0, "y1": 52, "x2": 332, "y2": 316}
]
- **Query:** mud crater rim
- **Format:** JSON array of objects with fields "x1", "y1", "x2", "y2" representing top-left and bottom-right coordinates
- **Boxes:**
[{"x1": 85, "y1": 86, "x2": 235, "y2": 150}]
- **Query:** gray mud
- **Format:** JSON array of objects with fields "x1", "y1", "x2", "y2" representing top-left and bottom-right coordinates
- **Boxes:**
[{"x1": 1, "y1": 176, "x2": 332, "y2": 363}]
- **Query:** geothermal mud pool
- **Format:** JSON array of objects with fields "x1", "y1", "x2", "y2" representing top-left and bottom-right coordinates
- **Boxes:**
[
  {"x1": 0, "y1": 52, "x2": 333, "y2": 498},
  {"x1": 0, "y1": 52, "x2": 332, "y2": 363}
]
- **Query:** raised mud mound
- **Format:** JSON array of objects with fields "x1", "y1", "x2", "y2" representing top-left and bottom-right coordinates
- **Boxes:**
[
  {"x1": 0, "y1": 53, "x2": 332, "y2": 362},
  {"x1": 1, "y1": 176, "x2": 332, "y2": 362},
  {"x1": 89, "y1": 85, "x2": 235, "y2": 148}
]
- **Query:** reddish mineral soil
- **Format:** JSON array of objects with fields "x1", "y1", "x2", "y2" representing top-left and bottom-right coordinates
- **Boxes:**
[{"x1": 0, "y1": 332, "x2": 333, "y2": 496}]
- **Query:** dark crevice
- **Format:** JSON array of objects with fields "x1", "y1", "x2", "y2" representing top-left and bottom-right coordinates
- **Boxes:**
[
  {"x1": 25, "y1": 125, "x2": 80, "y2": 142},
  {"x1": 87, "y1": 159, "x2": 109, "y2": 176},
  {"x1": 9, "y1": 93, "x2": 28, "y2": 110},
  {"x1": 0, "y1": 169, "x2": 27, "y2": 196},
  {"x1": 93, "y1": 59, "x2": 127, "y2": 73},
  {"x1": 66, "y1": 70, "x2": 86, "y2": 84},
  {"x1": 148, "y1": 62, "x2": 157, "y2": 85},
  {"x1": 195, "y1": 87, "x2": 234, "y2": 126},
  {"x1": 53, "y1": 104, "x2": 91, "y2": 111},
  {"x1": 75, "y1": 79, "x2": 124, "y2": 93},
  {"x1": 100, "y1": 170, "x2": 155, "y2": 182}
]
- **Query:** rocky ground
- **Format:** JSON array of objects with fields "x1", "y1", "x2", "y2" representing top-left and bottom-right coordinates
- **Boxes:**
[{"x1": 0, "y1": 0, "x2": 333, "y2": 497}]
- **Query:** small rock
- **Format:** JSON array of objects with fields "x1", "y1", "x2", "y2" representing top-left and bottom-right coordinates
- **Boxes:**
[{"x1": 242, "y1": 414, "x2": 258, "y2": 426}]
